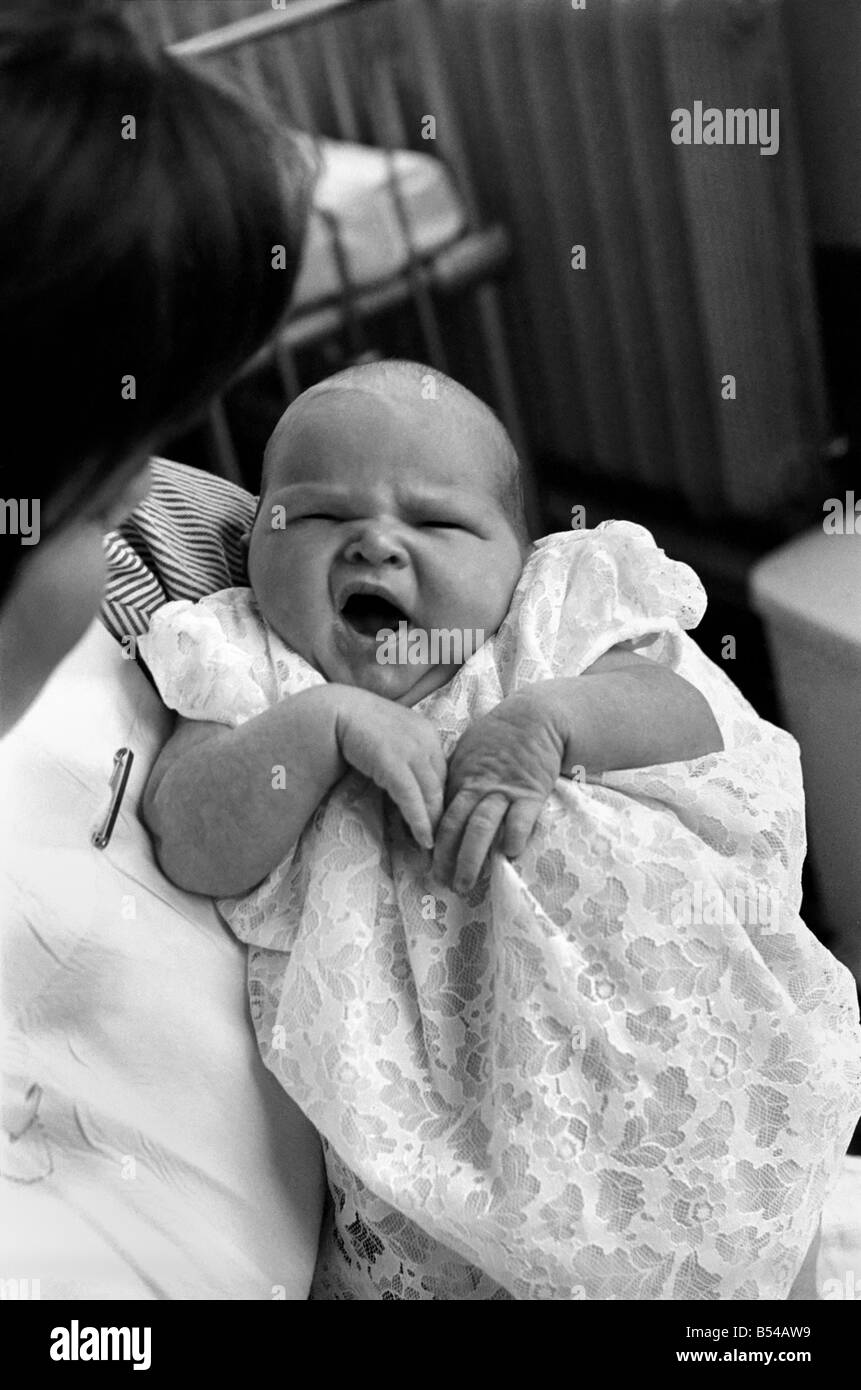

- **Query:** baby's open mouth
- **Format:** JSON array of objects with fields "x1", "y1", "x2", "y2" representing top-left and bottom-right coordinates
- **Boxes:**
[{"x1": 340, "y1": 592, "x2": 408, "y2": 638}]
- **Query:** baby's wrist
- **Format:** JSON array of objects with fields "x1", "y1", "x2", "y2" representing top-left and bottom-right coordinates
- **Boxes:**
[
  {"x1": 519, "y1": 678, "x2": 592, "y2": 774},
  {"x1": 322, "y1": 683, "x2": 392, "y2": 764},
  {"x1": 496, "y1": 682, "x2": 573, "y2": 773},
  {"x1": 287, "y1": 684, "x2": 350, "y2": 778}
]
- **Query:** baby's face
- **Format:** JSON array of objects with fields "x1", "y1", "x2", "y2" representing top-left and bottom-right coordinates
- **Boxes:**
[{"x1": 247, "y1": 386, "x2": 525, "y2": 705}]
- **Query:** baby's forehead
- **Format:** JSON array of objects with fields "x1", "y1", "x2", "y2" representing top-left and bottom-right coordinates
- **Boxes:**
[{"x1": 264, "y1": 381, "x2": 502, "y2": 493}]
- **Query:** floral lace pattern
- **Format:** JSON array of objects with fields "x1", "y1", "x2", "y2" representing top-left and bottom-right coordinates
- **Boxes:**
[{"x1": 142, "y1": 523, "x2": 861, "y2": 1300}]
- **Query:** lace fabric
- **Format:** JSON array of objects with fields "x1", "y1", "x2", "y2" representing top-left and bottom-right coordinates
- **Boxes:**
[{"x1": 141, "y1": 522, "x2": 861, "y2": 1300}]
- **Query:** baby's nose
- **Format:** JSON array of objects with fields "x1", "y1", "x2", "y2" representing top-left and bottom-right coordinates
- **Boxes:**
[{"x1": 343, "y1": 522, "x2": 408, "y2": 568}]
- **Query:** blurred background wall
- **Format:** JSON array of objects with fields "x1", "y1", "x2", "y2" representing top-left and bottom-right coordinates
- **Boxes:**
[{"x1": 118, "y1": 0, "x2": 860, "y2": 543}]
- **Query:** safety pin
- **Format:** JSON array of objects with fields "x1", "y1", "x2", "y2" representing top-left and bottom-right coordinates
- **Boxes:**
[{"x1": 91, "y1": 747, "x2": 134, "y2": 850}]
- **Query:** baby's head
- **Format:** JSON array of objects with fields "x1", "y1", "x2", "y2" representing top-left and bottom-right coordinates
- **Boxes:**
[{"x1": 247, "y1": 359, "x2": 530, "y2": 705}]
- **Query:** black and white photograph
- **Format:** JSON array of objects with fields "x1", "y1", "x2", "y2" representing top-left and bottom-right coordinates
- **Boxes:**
[{"x1": 1, "y1": 0, "x2": 860, "y2": 1345}]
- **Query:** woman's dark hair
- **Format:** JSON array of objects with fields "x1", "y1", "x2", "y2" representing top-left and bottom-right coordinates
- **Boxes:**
[{"x1": 0, "y1": 0, "x2": 315, "y2": 597}]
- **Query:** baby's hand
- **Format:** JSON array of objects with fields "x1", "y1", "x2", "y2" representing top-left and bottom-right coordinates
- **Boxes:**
[
  {"x1": 432, "y1": 689, "x2": 566, "y2": 893},
  {"x1": 332, "y1": 687, "x2": 447, "y2": 850}
]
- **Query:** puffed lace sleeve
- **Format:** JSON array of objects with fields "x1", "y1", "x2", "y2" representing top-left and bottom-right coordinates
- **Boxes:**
[
  {"x1": 138, "y1": 588, "x2": 278, "y2": 728},
  {"x1": 518, "y1": 521, "x2": 707, "y2": 677},
  {"x1": 499, "y1": 520, "x2": 760, "y2": 753}
]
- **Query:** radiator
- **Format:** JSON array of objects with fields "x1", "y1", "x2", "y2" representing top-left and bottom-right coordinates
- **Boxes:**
[
  {"x1": 437, "y1": 0, "x2": 829, "y2": 522},
  {"x1": 130, "y1": 0, "x2": 829, "y2": 523}
]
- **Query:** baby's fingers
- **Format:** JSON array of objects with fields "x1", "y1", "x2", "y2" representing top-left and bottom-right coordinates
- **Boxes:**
[
  {"x1": 381, "y1": 762, "x2": 437, "y2": 850},
  {"x1": 415, "y1": 747, "x2": 447, "y2": 838},
  {"x1": 452, "y1": 792, "x2": 509, "y2": 895},
  {"x1": 432, "y1": 787, "x2": 478, "y2": 885},
  {"x1": 501, "y1": 797, "x2": 544, "y2": 860}
]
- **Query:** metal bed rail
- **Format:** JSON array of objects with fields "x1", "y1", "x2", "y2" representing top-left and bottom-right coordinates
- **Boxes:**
[{"x1": 167, "y1": 0, "x2": 372, "y2": 60}]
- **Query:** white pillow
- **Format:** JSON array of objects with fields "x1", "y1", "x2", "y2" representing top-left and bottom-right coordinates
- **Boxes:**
[
  {"x1": 0, "y1": 620, "x2": 324, "y2": 1299},
  {"x1": 292, "y1": 138, "x2": 466, "y2": 309}
]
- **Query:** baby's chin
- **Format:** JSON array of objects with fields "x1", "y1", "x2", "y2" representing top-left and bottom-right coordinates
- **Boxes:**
[
  {"x1": 314, "y1": 620, "x2": 463, "y2": 704},
  {"x1": 331, "y1": 658, "x2": 457, "y2": 706}
]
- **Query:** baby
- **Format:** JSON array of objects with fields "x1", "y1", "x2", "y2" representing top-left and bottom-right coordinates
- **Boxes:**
[
  {"x1": 141, "y1": 360, "x2": 861, "y2": 1300},
  {"x1": 144, "y1": 361, "x2": 720, "y2": 897}
]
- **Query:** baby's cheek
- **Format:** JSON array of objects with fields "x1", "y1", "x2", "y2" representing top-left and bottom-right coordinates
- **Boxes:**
[
  {"x1": 250, "y1": 540, "x2": 320, "y2": 642},
  {"x1": 453, "y1": 553, "x2": 520, "y2": 631}
]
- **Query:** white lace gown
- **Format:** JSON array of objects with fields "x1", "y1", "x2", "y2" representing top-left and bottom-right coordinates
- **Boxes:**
[{"x1": 141, "y1": 523, "x2": 861, "y2": 1300}]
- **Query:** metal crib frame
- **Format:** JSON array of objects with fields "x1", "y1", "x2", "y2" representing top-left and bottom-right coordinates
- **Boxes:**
[{"x1": 167, "y1": 0, "x2": 534, "y2": 521}]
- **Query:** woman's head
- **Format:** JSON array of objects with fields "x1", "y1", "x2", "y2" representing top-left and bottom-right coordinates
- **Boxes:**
[{"x1": 0, "y1": 2, "x2": 314, "y2": 731}]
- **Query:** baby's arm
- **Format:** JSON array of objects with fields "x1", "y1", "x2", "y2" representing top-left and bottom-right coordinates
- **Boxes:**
[
  {"x1": 540, "y1": 645, "x2": 723, "y2": 773},
  {"x1": 433, "y1": 646, "x2": 723, "y2": 892},
  {"x1": 143, "y1": 686, "x2": 446, "y2": 897}
]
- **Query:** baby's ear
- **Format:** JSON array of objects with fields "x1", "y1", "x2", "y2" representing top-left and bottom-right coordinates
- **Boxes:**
[{"x1": 239, "y1": 528, "x2": 251, "y2": 554}]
